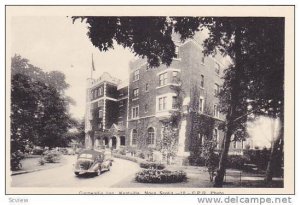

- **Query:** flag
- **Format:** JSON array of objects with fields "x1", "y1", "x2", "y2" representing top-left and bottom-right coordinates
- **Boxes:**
[{"x1": 92, "y1": 54, "x2": 95, "y2": 71}]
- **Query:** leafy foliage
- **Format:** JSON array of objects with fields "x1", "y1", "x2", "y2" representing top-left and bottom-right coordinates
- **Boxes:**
[
  {"x1": 72, "y1": 17, "x2": 201, "y2": 68},
  {"x1": 135, "y1": 169, "x2": 187, "y2": 183},
  {"x1": 43, "y1": 150, "x2": 62, "y2": 163},
  {"x1": 199, "y1": 17, "x2": 284, "y2": 186},
  {"x1": 11, "y1": 55, "x2": 72, "y2": 169},
  {"x1": 157, "y1": 123, "x2": 179, "y2": 165},
  {"x1": 140, "y1": 162, "x2": 166, "y2": 170}
]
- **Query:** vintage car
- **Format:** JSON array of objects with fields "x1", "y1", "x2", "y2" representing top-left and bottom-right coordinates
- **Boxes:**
[{"x1": 74, "y1": 149, "x2": 111, "y2": 176}]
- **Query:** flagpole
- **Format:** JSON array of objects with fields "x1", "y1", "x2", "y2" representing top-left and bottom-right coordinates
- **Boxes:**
[{"x1": 91, "y1": 53, "x2": 93, "y2": 79}]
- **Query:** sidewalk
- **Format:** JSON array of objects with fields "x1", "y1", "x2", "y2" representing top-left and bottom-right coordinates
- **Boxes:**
[
  {"x1": 113, "y1": 162, "x2": 283, "y2": 188},
  {"x1": 11, "y1": 155, "x2": 67, "y2": 176}
]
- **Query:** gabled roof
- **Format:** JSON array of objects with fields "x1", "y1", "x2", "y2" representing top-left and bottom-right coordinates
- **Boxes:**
[{"x1": 109, "y1": 123, "x2": 125, "y2": 132}]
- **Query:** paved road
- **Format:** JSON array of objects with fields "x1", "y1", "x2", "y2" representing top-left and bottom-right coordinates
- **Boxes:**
[{"x1": 11, "y1": 156, "x2": 139, "y2": 187}]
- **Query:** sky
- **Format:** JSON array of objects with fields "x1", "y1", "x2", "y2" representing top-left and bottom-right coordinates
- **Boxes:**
[{"x1": 10, "y1": 16, "x2": 135, "y2": 119}]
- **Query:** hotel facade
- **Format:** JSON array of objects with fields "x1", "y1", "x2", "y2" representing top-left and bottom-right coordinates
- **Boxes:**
[{"x1": 84, "y1": 34, "x2": 247, "y2": 164}]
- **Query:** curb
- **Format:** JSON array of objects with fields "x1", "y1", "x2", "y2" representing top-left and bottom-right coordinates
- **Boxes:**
[{"x1": 11, "y1": 159, "x2": 66, "y2": 176}]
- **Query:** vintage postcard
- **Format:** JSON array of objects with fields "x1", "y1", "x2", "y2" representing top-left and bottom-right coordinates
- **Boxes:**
[{"x1": 5, "y1": 5, "x2": 295, "y2": 195}]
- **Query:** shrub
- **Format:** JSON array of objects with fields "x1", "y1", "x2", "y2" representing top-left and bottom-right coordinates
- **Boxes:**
[
  {"x1": 188, "y1": 155, "x2": 206, "y2": 166},
  {"x1": 32, "y1": 147, "x2": 44, "y2": 155},
  {"x1": 118, "y1": 148, "x2": 126, "y2": 155},
  {"x1": 140, "y1": 162, "x2": 165, "y2": 170},
  {"x1": 43, "y1": 150, "x2": 62, "y2": 163},
  {"x1": 227, "y1": 155, "x2": 247, "y2": 169},
  {"x1": 11, "y1": 150, "x2": 24, "y2": 171},
  {"x1": 137, "y1": 151, "x2": 145, "y2": 159},
  {"x1": 135, "y1": 169, "x2": 187, "y2": 183},
  {"x1": 244, "y1": 148, "x2": 270, "y2": 170},
  {"x1": 38, "y1": 157, "x2": 45, "y2": 166},
  {"x1": 112, "y1": 153, "x2": 140, "y2": 163}
]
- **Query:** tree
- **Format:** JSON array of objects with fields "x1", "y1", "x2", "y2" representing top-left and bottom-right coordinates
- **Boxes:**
[
  {"x1": 199, "y1": 17, "x2": 284, "y2": 186},
  {"x1": 73, "y1": 119, "x2": 86, "y2": 146},
  {"x1": 11, "y1": 55, "x2": 73, "y2": 169},
  {"x1": 72, "y1": 17, "x2": 201, "y2": 68}
]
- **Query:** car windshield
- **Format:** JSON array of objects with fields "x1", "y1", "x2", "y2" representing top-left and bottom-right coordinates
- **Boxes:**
[{"x1": 79, "y1": 153, "x2": 93, "y2": 159}]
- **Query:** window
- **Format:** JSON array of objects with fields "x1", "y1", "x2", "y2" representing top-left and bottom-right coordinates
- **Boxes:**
[
  {"x1": 132, "y1": 129, "x2": 137, "y2": 145},
  {"x1": 215, "y1": 63, "x2": 220, "y2": 75},
  {"x1": 213, "y1": 128, "x2": 219, "y2": 148},
  {"x1": 95, "y1": 89, "x2": 98, "y2": 97},
  {"x1": 200, "y1": 75, "x2": 204, "y2": 88},
  {"x1": 159, "y1": 72, "x2": 168, "y2": 86},
  {"x1": 119, "y1": 100, "x2": 124, "y2": 107},
  {"x1": 174, "y1": 46, "x2": 179, "y2": 58},
  {"x1": 99, "y1": 87, "x2": 103, "y2": 96},
  {"x1": 172, "y1": 96, "x2": 178, "y2": 109},
  {"x1": 199, "y1": 97, "x2": 204, "y2": 113},
  {"x1": 133, "y1": 88, "x2": 139, "y2": 98},
  {"x1": 199, "y1": 134, "x2": 205, "y2": 146},
  {"x1": 90, "y1": 91, "x2": 94, "y2": 100},
  {"x1": 132, "y1": 106, "x2": 139, "y2": 119},
  {"x1": 145, "y1": 83, "x2": 149, "y2": 92},
  {"x1": 91, "y1": 90, "x2": 95, "y2": 99},
  {"x1": 158, "y1": 97, "x2": 167, "y2": 111},
  {"x1": 213, "y1": 104, "x2": 220, "y2": 118},
  {"x1": 233, "y1": 141, "x2": 237, "y2": 149},
  {"x1": 145, "y1": 104, "x2": 149, "y2": 113},
  {"x1": 98, "y1": 107, "x2": 103, "y2": 118},
  {"x1": 147, "y1": 127, "x2": 155, "y2": 145},
  {"x1": 133, "y1": 69, "x2": 139, "y2": 81},
  {"x1": 172, "y1": 71, "x2": 179, "y2": 83},
  {"x1": 214, "y1": 84, "x2": 220, "y2": 96},
  {"x1": 98, "y1": 100, "x2": 104, "y2": 107}
]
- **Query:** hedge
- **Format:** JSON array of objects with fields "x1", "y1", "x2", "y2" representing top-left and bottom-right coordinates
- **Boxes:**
[
  {"x1": 112, "y1": 153, "x2": 145, "y2": 164},
  {"x1": 135, "y1": 169, "x2": 187, "y2": 183},
  {"x1": 140, "y1": 162, "x2": 165, "y2": 170}
]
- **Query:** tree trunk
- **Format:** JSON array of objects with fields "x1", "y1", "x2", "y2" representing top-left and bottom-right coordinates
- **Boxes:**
[
  {"x1": 214, "y1": 125, "x2": 233, "y2": 187},
  {"x1": 265, "y1": 113, "x2": 284, "y2": 184},
  {"x1": 214, "y1": 22, "x2": 242, "y2": 187}
]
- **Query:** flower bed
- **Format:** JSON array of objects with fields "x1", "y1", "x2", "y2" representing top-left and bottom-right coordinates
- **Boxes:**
[
  {"x1": 140, "y1": 162, "x2": 165, "y2": 170},
  {"x1": 135, "y1": 169, "x2": 187, "y2": 183}
]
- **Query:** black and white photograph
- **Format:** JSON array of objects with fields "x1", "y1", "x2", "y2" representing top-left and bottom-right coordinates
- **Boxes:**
[{"x1": 5, "y1": 6, "x2": 295, "y2": 195}]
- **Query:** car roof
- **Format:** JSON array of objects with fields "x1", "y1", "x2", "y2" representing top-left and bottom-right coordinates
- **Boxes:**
[{"x1": 77, "y1": 149, "x2": 104, "y2": 158}]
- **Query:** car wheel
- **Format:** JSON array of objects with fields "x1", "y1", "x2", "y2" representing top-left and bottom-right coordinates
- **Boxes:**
[
  {"x1": 74, "y1": 172, "x2": 79, "y2": 176},
  {"x1": 97, "y1": 168, "x2": 102, "y2": 176}
]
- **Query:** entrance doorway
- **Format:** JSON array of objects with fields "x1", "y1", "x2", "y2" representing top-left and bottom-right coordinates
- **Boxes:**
[
  {"x1": 111, "y1": 137, "x2": 117, "y2": 149},
  {"x1": 103, "y1": 137, "x2": 109, "y2": 148},
  {"x1": 120, "y1": 136, "x2": 126, "y2": 146}
]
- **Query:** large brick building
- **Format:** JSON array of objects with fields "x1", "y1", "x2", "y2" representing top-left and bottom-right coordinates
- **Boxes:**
[{"x1": 84, "y1": 33, "x2": 247, "y2": 163}]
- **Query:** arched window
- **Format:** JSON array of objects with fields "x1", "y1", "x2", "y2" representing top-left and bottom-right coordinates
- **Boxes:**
[
  {"x1": 147, "y1": 127, "x2": 155, "y2": 145},
  {"x1": 131, "y1": 129, "x2": 137, "y2": 145}
]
